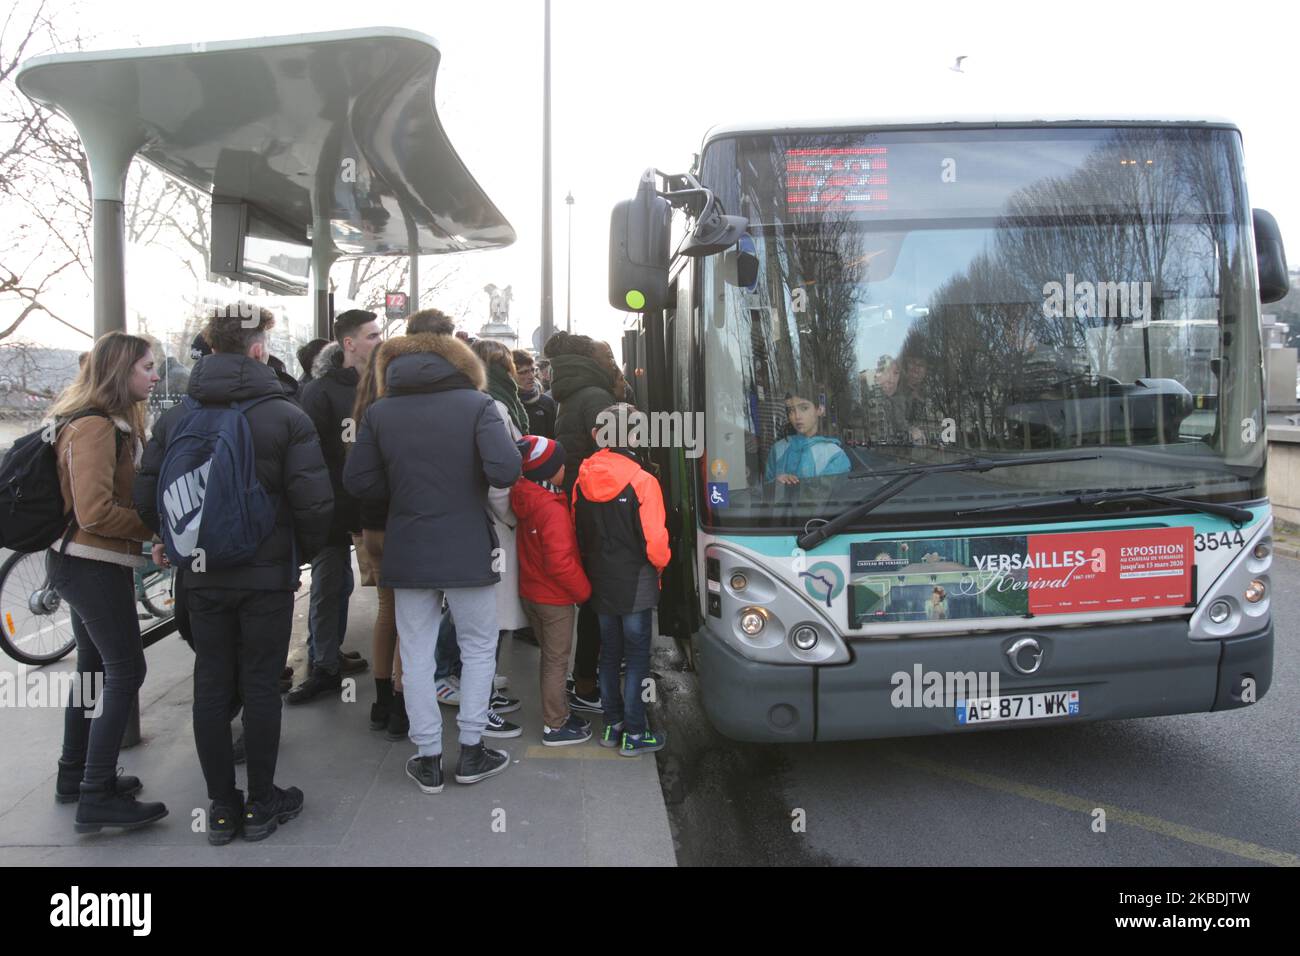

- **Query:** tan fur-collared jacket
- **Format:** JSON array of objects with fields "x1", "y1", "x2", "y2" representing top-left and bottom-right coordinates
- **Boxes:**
[{"x1": 52, "y1": 412, "x2": 153, "y2": 568}]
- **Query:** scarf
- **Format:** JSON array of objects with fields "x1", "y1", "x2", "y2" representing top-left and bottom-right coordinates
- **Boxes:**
[{"x1": 488, "y1": 362, "x2": 530, "y2": 436}]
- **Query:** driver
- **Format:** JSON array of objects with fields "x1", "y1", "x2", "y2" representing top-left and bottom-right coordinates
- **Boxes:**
[{"x1": 764, "y1": 388, "x2": 851, "y2": 485}]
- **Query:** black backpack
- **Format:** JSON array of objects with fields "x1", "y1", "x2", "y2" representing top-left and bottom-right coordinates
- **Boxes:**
[{"x1": 0, "y1": 409, "x2": 120, "y2": 553}]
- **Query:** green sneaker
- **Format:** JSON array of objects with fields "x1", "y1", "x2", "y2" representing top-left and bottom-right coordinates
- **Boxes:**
[
  {"x1": 619, "y1": 729, "x2": 667, "y2": 757},
  {"x1": 599, "y1": 722, "x2": 624, "y2": 749}
]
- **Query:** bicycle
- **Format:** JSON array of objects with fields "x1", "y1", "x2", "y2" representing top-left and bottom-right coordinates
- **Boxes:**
[{"x1": 0, "y1": 548, "x2": 175, "y2": 666}]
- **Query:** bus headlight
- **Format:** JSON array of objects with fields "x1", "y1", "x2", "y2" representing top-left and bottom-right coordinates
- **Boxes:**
[
  {"x1": 1208, "y1": 600, "x2": 1232, "y2": 624},
  {"x1": 1253, "y1": 542, "x2": 1271, "y2": 560},
  {"x1": 1244, "y1": 580, "x2": 1266, "y2": 603},
  {"x1": 791, "y1": 625, "x2": 819, "y2": 650},
  {"x1": 739, "y1": 609, "x2": 766, "y2": 636}
]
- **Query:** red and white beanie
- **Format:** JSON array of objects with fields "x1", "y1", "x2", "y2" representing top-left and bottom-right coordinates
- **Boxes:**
[{"x1": 516, "y1": 435, "x2": 566, "y2": 482}]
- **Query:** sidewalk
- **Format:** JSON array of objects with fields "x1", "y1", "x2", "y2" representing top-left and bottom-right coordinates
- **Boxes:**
[{"x1": 0, "y1": 557, "x2": 677, "y2": 866}]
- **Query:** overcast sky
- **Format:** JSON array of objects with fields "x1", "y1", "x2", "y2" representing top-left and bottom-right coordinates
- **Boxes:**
[{"x1": 16, "y1": 0, "x2": 1300, "y2": 351}]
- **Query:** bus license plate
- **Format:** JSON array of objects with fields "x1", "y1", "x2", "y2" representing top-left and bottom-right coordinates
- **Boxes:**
[{"x1": 956, "y1": 690, "x2": 1080, "y2": 725}]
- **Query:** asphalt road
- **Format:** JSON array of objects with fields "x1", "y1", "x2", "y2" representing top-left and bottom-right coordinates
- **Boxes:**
[{"x1": 654, "y1": 556, "x2": 1299, "y2": 867}]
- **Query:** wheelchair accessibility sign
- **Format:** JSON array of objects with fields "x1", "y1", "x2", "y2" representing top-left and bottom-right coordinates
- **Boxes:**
[{"x1": 707, "y1": 483, "x2": 729, "y2": 508}]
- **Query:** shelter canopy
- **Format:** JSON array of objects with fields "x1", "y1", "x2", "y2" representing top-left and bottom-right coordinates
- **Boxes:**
[{"x1": 17, "y1": 27, "x2": 516, "y2": 259}]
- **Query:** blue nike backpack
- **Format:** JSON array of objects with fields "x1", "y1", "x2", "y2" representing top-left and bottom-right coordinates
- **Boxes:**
[{"x1": 156, "y1": 395, "x2": 280, "y2": 571}]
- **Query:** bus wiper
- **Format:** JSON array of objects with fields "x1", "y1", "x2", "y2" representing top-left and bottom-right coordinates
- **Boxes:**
[
  {"x1": 955, "y1": 485, "x2": 1253, "y2": 524},
  {"x1": 796, "y1": 452, "x2": 1101, "y2": 551}
]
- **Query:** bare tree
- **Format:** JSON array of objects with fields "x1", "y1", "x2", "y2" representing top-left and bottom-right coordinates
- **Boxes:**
[
  {"x1": 0, "y1": 0, "x2": 97, "y2": 342},
  {"x1": 338, "y1": 254, "x2": 462, "y2": 333}
]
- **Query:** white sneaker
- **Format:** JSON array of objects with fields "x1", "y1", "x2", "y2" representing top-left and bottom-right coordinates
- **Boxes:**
[{"x1": 435, "y1": 676, "x2": 461, "y2": 707}]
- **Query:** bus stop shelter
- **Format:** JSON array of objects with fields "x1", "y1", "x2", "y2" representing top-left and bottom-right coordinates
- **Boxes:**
[{"x1": 16, "y1": 27, "x2": 516, "y2": 339}]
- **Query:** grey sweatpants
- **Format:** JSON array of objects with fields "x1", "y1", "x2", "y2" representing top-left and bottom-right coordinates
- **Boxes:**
[{"x1": 394, "y1": 586, "x2": 498, "y2": 755}]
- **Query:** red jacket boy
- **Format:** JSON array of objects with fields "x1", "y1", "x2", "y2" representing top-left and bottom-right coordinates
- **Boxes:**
[{"x1": 510, "y1": 436, "x2": 593, "y2": 743}]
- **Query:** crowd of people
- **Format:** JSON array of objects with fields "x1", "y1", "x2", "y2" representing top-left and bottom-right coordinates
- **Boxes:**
[{"x1": 41, "y1": 305, "x2": 669, "y2": 843}]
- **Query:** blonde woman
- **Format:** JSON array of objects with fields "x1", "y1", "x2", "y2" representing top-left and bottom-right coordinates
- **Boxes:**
[
  {"x1": 46, "y1": 331, "x2": 167, "y2": 832},
  {"x1": 351, "y1": 346, "x2": 405, "y2": 738}
]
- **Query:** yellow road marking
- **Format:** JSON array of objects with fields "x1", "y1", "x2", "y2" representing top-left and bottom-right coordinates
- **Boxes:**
[
  {"x1": 522, "y1": 745, "x2": 622, "y2": 761},
  {"x1": 887, "y1": 753, "x2": 1299, "y2": 867}
]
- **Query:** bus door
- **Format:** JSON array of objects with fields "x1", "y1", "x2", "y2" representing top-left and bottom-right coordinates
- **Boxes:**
[{"x1": 638, "y1": 280, "x2": 700, "y2": 645}]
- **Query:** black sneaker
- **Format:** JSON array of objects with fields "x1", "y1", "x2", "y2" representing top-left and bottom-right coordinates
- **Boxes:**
[
  {"x1": 208, "y1": 792, "x2": 244, "y2": 846},
  {"x1": 490, "y1": 692, "x2": 521, "y2": 714},
  {"x1": 369, "y1": 701, "x2": 390, "y2": 731},
  {"x1": 286, "y1": 669, "x2": 342, "y2": 705},
  {"x1": 482, "y1": 709, "x2": 522, "y2": 738},
  {"x1": 454, "y1": 743, "x2": 510, "y2": 784},
  {"x1": 568, "y1": 688, "x2": 602, "y2": 715},
  {"x1": 242, "y1": 785, "x2": 304, "y2": 842},
  {"x1": 405, "y1": 755, "x2": 444, "y2": 794}
]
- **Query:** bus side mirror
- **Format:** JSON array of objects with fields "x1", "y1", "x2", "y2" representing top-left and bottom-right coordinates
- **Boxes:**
[
  {"x1": 1254, "y1": 208, "x2": 1289, "y2": 304},
  {"x1": 609, "y1": 169, "x2": 671, "y2": 313},
  {"x1": 679, "y1": 197, "x2": 747, "y2": 258},
  {"x1": 723, "y1": 233, "x2": 759, "y2": 289}
]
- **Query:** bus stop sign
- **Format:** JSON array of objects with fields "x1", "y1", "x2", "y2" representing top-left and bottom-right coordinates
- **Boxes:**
[{"x1": 385, "y1": 291, "x2": 409, "y2": 321}]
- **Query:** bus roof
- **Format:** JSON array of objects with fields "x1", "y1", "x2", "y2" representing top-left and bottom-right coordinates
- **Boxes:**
[
  {"x1": 701, "y1": 114, "x2": 1241, "y2": 149},
  {"x1": 16, "y1": 27, "x2": 515, "y2": 257}
]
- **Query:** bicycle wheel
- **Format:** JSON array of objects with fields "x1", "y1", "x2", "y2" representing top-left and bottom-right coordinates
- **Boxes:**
[
  {"x1": 138, "y1": 567, "x2": 176, "y2": 620},
  {"x1": 0, "y1": 549, "x2": 76, "y2": 665}
]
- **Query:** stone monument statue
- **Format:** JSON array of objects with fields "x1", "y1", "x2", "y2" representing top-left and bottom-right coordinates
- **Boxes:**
[{"x1": 479, "y1": 283, "x2": 518, "y2": 346}]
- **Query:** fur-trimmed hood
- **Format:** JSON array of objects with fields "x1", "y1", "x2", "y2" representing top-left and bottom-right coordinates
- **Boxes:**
[
  {"x1": 311, "y1": 341, "x2": 344, "y2": 379},
  {"x1": 374, "y1": 332, "x2": 486, "y2": 396}
]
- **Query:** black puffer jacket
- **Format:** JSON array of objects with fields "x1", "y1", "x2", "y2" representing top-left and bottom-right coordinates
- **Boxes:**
[
  {"x1": 134, "y1": 352, "x2": 334, "y2": 590},
  {"x1": 549, "y1": 353, "x2": 616, "y2": 491},
  {"x1": 521, "y1": 386, "x2": 557, "y2": 439},
  {"x1": 299, "y1": 342, "x2": 360, "y2": 544},
  {"x1": 343, "y1": 333, "x2": 521, "y2": 589}
]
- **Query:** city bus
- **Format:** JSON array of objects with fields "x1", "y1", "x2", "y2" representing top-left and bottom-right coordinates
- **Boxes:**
[{"x1": 610, "y1": 117, "x2": 1289, "y2": 741}]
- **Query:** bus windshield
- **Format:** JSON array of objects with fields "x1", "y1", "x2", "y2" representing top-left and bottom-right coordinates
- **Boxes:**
[{"x1": 698, "y1": 126, "x2": 1264, "y2": 529}]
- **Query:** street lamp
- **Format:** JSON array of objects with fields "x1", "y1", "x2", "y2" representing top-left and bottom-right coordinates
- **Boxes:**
[
  {"x1": 565, "y1": 191, "x2": 574, "y2": 333},
  {"x1": 539, "y1": 0, "x2": 554, "y2": 345}
]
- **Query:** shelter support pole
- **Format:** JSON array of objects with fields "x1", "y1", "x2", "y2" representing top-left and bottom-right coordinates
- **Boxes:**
[
  {"x1": 312, "y1": 219, "x2": 339, "y2": 340},
  {"x1": 409, "y1": 254, "x2": 418, "y2": 314},
  {"x1": 93, "y1": 201, "x2": 127, "y2": 338},
  {"x1": 76, "y1": 113, "x2": 144, "y2": 338},
  {"x1": 406, "y1": 212, "x2": 419, "y2": 317}
]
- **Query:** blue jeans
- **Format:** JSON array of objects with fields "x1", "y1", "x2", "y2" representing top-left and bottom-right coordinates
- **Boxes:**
[
  {"x1": 307, "y1": 545, "x2": 353, "y2": 671},
  {"x1": 434, "y1": 608, "x2": 462, "y2": 681},
  {"x1": 597, "y1": 610, "x2": 653, "y2": 736}
]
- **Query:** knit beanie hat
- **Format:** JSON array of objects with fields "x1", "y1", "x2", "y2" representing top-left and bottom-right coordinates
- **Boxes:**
[{"x1": 516, "y1": 435, "x2": 566, "y2": 483}]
